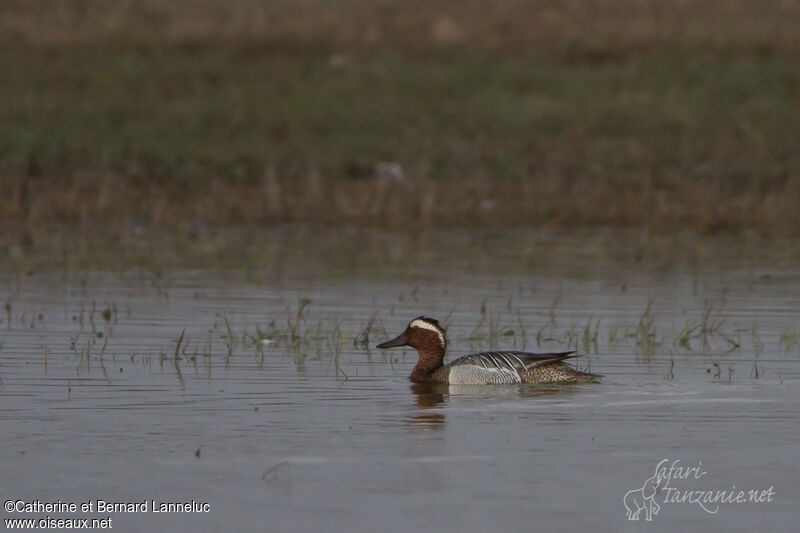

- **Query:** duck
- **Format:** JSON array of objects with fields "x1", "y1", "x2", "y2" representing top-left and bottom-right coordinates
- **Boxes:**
[{"x1": 377, "y1": 316, "x2": 599, "y2": 384}]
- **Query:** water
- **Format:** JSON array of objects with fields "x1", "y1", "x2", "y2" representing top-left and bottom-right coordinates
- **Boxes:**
[{"x1": 1, "y1": 229, "x2": 798, "y2": 532}]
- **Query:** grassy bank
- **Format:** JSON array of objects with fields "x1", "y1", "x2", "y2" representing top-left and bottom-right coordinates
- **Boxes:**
[{"x1": 1, "y1": 1, "x2": 799, "y2": 240}]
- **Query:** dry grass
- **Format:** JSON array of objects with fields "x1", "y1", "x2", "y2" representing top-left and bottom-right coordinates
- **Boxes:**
[
  {"x1": 3, "y1": 172, "x2": 800, "y2": 243},
  {"x1": 4, "y1": 0, "x2": 800, "y2": 58}
]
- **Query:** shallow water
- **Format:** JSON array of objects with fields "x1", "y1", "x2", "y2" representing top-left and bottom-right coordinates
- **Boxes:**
[{"x1": 1, "y1": 229, "x2": 798, "y2": 532}]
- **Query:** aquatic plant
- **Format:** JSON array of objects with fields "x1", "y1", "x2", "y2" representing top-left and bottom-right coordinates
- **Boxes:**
[{"x1": 780, "y1": 327, "x2": 800, "y2": 354}]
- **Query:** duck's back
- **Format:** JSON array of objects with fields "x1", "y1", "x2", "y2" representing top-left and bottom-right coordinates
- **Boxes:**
[{"x1": 435, "y1": 350, "x2": 596, "y2": 384}]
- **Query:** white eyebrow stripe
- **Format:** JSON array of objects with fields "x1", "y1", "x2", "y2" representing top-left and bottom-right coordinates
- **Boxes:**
[{"x1": 410, "y1": 319, "x2": 446, "y2": 346}]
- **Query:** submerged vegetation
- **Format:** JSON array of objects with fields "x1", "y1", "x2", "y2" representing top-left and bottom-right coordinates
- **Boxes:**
[{"x1": 2, "y1": 1, "x2": 800, "y2": 241}]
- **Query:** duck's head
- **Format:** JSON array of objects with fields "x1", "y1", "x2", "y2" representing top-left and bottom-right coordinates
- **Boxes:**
[{"x1": 376, "y1": 316, "x2": 447, "y2": 354}]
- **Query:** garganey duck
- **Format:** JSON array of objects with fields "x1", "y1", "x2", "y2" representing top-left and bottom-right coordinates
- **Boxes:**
[{"x1": 377, "y1": 316, "x2": 599, "y2": 384}]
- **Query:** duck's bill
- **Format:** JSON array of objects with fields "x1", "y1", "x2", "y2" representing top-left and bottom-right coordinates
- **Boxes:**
[{"x1": 376, "y1": 333, "x2": 407, "y2": 349}]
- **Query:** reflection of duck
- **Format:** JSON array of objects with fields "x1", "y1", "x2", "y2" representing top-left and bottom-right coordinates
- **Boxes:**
[
  {"x1": 408, "y1": 383, "x2": 446, "y2": 426},
  {"x1": 377, "y1": 316, "x2": 600, "y2": 384},
  {"x1": 410, "y1": 383, "x2": 446, "y2": 408}
]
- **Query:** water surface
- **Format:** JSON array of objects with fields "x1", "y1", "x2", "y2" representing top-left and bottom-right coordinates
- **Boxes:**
[{"x1": 1, "y1": 229, "x2": 798, "y2": 531}]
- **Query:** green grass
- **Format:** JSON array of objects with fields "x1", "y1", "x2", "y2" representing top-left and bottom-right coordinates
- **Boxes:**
[
  {"x1": 2, "y1": 1, "x2": 800, "y2": 234},
  {"x1": 3, "y1": 47, "x2": 798, "y2": 186}
]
